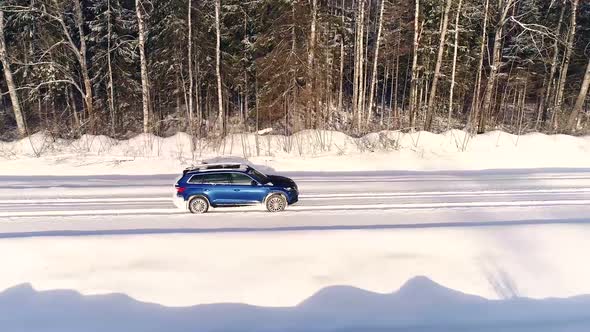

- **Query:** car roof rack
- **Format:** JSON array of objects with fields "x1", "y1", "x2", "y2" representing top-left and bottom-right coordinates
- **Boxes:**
[{"x1": 183, "y1": 162, "x2": 250, "y2": 174}]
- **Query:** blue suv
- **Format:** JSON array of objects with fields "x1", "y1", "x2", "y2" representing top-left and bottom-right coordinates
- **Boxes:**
[{"x1": 173, "y1": 163, "x2": 299, "y2": 213}]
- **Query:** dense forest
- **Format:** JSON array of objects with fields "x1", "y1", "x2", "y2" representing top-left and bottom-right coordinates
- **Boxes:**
[{"x1": 0, "y1": 0, "x2": 589, "y2": 140}]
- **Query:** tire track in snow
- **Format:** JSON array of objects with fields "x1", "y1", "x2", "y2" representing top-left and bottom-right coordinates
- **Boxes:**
[
  {"x1": 1, "y1": 188, "x2": 589, "y2": 204},
  {"x1": 2, "y1": 199, "x2": 590, "y2": 218}
]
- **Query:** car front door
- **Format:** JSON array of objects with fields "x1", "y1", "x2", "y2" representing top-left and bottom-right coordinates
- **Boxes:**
[
  {"x1": 229, "y1": 173, "x2": 269, "y2": 204},
  {"x1": 201, "y1": 173, "x2": 233, "y2": 205}
]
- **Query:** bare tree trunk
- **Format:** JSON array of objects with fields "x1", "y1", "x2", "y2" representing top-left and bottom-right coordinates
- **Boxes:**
[
  {"x1": 393, "y1": 44, "x2": 400, "y2": 127},
  {"x1": 357, "y1": 0, "x2": 367, "y2": 131},
  {"x1": 215, "y1": 0, "x2": 224, "y2": 134},
  {"x1": 187, "y1": 0, "x2": 195, "y2": 139},
  {"x1": 73, "y1": 0, "x2": 94, "y2": 132},
  {"x1": 68, "y1": 85, "x2": 81, "y2": 133},
  {"x1": 409, "y1": 0, "x2": 420, "y2": 130},
  {"x1": 0, "y1": 10, "x2": 26, "y2": 138},
  {"x1": 542, "y1": 0, "x2": 566, "y2": 125},
  {"x1": 307, "y1": 0, "x2": 318, "y2": 127},
  {"x1": 358, "y1": 25, "x2": 369, "y2": 131},
  {"x1": 352, "y1": 0, "x2": 366, "y2": 132},
  {"x1": 366, "y1": 0, "x2": 385, "y2": 127},
  {"x1": 380, "y1": 63, "x2": 388, "y2": 126},
  {"x1": 196, "y1": 62, "x2": 202, "y2": 135},
  {"x1": 567, "y1": 58, "x2": 590, "y2": 132},
  {"x1": 424, "y1": 0, "x2": 452, "y2": 131},
  {"x1": 554, "y1": 0, "x2": 579, "y2": 131},
  {"x1": 243, "y1": 11, "x2": 249, "y2": 129},
  {"x1": 469, "y1": 0, "x2": 489, "y2": 132},
  {"x1": 136, "y1": 0, "x2": 150, "y2": 133},
  {"x1": 478, "y1": 0, "x2": 514, "y2": 133},
  {"x1": 107, "y1": 0, "x2": 116, "y2": 135},
  {"x1": 447, "y1": 0, "x2": 462, "y2": 131},
  {"x1": 352, "y1": 1, "x2": 360, "y2": 126},
  {"x1": 338, "y1": 0, "x2": 344, "y2": 113},
  {"x1": 517, "y1": 78, "x2": 527, "y2": 137}
]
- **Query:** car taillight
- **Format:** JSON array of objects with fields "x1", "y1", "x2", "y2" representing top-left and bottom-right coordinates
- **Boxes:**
[{"x1": 176, "y1": 186, "x2": 186, "y2": 194}]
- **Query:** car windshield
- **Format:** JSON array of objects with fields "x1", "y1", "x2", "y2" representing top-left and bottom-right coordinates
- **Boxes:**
[{"x1": 247, "y1": 167, "x2": 270, "y2": 184}]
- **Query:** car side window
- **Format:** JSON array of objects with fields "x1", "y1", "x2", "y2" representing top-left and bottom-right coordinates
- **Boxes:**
[
  {"x1": 201, "y1": 173, "x2": 231, "y2": 185},
  {"x1": 231, "y1": 173, "x2": 254, "y2": 185},
  {"x1": 188, "y1": 174, "x2": 204, "y2": 184}
]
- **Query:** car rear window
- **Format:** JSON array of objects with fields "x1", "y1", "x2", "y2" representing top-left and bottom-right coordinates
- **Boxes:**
[{"x1": 188, "y1": 174, "x2": 204, "y2": 184}]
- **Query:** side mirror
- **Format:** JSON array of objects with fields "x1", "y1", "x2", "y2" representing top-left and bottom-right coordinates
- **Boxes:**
[{"x1": 251, "y1": 180, "x2": 258, "y2": 186}]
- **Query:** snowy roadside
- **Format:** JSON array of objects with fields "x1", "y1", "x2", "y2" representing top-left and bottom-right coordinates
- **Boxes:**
[
  {"x1": 1, "y1": 129, "x2": 589, "y2": 175},
  {"x1": 1, "y1": 223, "x2": 589, "y2": 307}
]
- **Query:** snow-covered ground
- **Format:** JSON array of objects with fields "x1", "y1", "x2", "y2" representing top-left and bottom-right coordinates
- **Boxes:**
[
  {"x1": 1, "y1": 130, "x2": 589, "y2": 175},
  {"x1": 3, "y1": 223, "x2": 590, "y2": 307},
  {"x1": 1, "y1": 131, "x2": 590, "y2": 331},
  {"x1": 1, "y1": 170, "x2": 589, "y2": 303}
]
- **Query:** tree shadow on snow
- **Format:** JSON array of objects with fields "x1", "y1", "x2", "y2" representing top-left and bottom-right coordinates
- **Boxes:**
[{"x1": 1, "y1": 276, "x2": 589, "y2": 332}]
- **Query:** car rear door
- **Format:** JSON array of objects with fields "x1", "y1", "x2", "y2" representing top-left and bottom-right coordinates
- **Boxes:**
[
  {"x1": 229, "y1": 173, "x2": 268, "y2": 204},
  {"x1": 201, "y1": 173, "x2": 233, "y2": 205}
]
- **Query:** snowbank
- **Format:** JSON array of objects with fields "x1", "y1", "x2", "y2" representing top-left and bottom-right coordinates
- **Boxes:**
[{"x1": 1, "y1": 130, "x2": 589, "y2": 175}]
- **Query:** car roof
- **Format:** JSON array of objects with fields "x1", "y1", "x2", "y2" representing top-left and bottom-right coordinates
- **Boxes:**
[{"x1": 183, "y1": 163, "x2": 250, "y2": 175}]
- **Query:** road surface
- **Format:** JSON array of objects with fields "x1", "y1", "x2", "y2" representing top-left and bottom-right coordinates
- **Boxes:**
[
  {"x1": 1, "y1": 168, "x2": 590, "y2": 312},
  {"x1": 0, "y1": 168, "x2": 589, "y2": 235}
]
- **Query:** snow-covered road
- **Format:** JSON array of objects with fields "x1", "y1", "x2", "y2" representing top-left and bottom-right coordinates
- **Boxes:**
[
  {"x1": 1, "y1": 168, "x2": 590, "y2": 310},
  {"x1": 1, "y1": 168, "x2": 590, "y2": 221}
]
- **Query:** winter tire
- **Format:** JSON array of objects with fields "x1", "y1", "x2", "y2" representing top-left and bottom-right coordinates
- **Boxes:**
[
  {"x1": 189, "y1": 196, "x2": 209, "y2": 214},
  {"x1": 266, "y1": 194, "x2": 287, "y2": 212}
]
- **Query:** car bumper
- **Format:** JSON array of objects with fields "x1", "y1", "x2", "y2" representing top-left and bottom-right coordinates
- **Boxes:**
[
  {"x1": 287, "y1": 191, "x2": 299, "y2": 205},
  {"x1": 172, "y1": 194, "x2": 187, "y2": 210}
]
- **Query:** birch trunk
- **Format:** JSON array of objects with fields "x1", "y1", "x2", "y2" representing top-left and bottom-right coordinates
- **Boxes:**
[
  {"x1": 107, "y1": 0, "x2": 116, "y2": 135},
  {"x1": 567, "y1": 58, "x2": 590, "y2": 132},
  {"x1": 542, "y1": 0, "x2": 566, "y2": 123},
  {"x1": 393, "y1": 45, "x2": 400, "y2": 127},
  {"x1": 307, "y1": 0, "x2": 318, "y2": 127},
  {"x1": 358, "y1": 25, "x2": 369, "y2": 131},
  {"x1": 447, "y1": 0, "x2": 462, "y2": 130},
  {"x1": 215, "y1": 0, "x2": 224, "y2": 134},
  {"x1": 424, "y1": 0, "x2": 452, "y2": 131},
  {"x1": 353, "y1": 0, "x2": 366, "y2": 131},
  {"x1": 409, "y1": 0, "x2": 420, "y2": 130},
  {"x1": 187, "y1": 0, "x2": 195, "y2": 141},
  {"x1": 0, "y1": 10, "x2": 26, "y2": 138},
  {"x1": 73, "y1": 0, "x2": 94, "y2": 131},
  {"x1": 136, "y1": 0, "x2": 150, "y2": 133},
  {"x1": 352, "y1": 2, "x2": 360, "y2": 124},
  {"x1": 338, "y1": 0, "x2": 344, "y2": 113},
  {"x1": 469, "y1": 0, "x2": 489, "y2": 132},
  {"x1": 380, "y1": 63, "x2": 388, "y2": 126},
  {"x1": 366, "y1": 0, "x2": 385, "y2": 127},
  {"x1": 554, "y1": 0, "x2": 579, "y2": 130}
]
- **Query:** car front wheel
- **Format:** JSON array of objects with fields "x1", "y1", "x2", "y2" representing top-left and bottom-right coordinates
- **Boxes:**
[
  {"x1": 189, "y1": 196, "x2": 209, "y2": 214},
  {"x1": 266, "y1": 194, "x2": 287, "y2": 212}
]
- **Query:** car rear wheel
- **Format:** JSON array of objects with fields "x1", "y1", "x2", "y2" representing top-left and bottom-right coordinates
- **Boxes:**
[
  {"x1": 189, "y1": 196, "x2": 209, "y2": 214},
  {"x1": 266, "y1": 194, "x2": 287, "y2": 212}
]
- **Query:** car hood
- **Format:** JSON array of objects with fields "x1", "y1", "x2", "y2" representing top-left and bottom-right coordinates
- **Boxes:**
[{"x1": 267, "y1": 175, "x2": 297, "y2": 188}]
